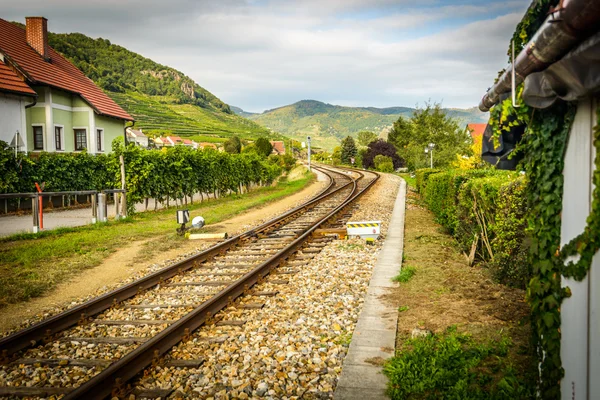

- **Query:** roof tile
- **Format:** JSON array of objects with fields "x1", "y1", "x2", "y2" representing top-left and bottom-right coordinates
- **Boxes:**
[{"x1": 0, "y1": 60, "x2": 36, "y2": 96}]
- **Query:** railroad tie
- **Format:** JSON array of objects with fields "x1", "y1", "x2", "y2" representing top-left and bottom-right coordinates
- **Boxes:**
[
  {"x1": 253, "y1": 291, "x2": 279, "y2": 296},
  {"x1": 58, "y1": 336, "x2": 148, "y2": 344},
  {"x1": 238, "y1": 302, "x2": 265, "y2": 310},
  {"x1": 133, "y1": 388, "x2": 175, "y2": 399},
  {"x1": 93, "y1": 319, "x2": 175, "y2": 326},
  {"x1": 215, "y1": 320, "x2": 247, "y2": 327},
  {"x1": 0, "y1": 387, "x2": 72, "y2": 397},
  {"x1": 10, "y1": 358, "x2": 111, "y2": 368},
  {"x1": 124, "y1": 304, "x2": 198, "y2": 309},
  {"x1": 164, "y1": 359, "x2": 205, "y2": 368},
  {"x1": 164, "y1": 281, "x2": 232, "y2": 287}
]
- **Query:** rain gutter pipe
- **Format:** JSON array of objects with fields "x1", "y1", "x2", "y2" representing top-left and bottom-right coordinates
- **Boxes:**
[{"x1": 479, "y1": 0, "x2": 600, "y2": 112}]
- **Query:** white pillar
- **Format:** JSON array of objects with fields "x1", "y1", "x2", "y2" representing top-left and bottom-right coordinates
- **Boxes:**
[{"x1": 560, "y1": 97, "x2": 597, "y2": 400}]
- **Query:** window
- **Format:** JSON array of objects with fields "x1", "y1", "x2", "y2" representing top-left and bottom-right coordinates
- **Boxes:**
[
  {"x1": 54, "y1": 126, "x2": 63, "y2": 150},
  {"x1": 97, "y1": 129, "x2": 104, "y2": 152},
  {"x1": 74, "y1": 129, "x2": 87, "y2": 150},
  {"x1": 33, "y1": 126, "x2": 44, "y2": 150}
]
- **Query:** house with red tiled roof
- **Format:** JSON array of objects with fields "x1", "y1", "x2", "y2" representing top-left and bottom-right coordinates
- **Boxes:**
[
  {"x1": 0, "y1": 59, "x2": 37, "y2": 151},
  {"x1": 0, "y1": 17, "x2": 133, "y2": 154},
  {"x1": 466, "y1": 123, "x2": 486, "y2": 154},
  {"x1": 466, "y1": 123, "x2": 486, "y2": 140},
  {"x1": 270, "y1": 140, "x2": 285, "y2": 155},
  {"x1": 163, "y1": 136, "x2": 183, "y2": 146}
]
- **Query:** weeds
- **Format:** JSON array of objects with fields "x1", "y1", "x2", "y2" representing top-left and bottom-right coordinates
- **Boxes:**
[
  {"x1": 393, "y1": 266, "x2": 416, "y2": 283},
  {"x1": 384, "y1": 326, "x2": 533, "y2": 399}
]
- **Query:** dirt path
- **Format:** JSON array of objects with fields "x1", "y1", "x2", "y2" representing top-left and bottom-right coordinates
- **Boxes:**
[{"x1": 0, "y1": 175, "x2": 327, "y2": 334}]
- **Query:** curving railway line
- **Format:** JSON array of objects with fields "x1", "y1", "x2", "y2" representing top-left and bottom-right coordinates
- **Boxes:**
[{"x1": 0, "y1": 165, "x2": 379, "y2": 399}]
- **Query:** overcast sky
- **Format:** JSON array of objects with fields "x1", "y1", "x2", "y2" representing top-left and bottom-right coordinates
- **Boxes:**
[{"x1": 2, "y1": 0, "x2": 527, "y2": 112}]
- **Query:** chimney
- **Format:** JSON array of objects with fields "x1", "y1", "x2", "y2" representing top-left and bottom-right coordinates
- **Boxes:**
[{"x1": 25, "y1": 17, "x2": 50, "y2": 61}]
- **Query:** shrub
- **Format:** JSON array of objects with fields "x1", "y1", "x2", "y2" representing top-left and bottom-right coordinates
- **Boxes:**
[
  {"x1": 489, "y1": 177, "x2": 529, "y2": 288},
  {"x1": 416, "y1": 167, "x2": 529, "y2": 288},
  {"x1": 384, "y1": 326, "x2": 533, "y2": 399},
  {"x1": 374, "y1": 155, "x2": 394, "y2": 172},
  {"x1": 415, "y1": 168, "x2": 442, "y2": 194}
]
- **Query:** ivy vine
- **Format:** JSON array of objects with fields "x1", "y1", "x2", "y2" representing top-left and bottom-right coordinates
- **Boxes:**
[{"x1": 522, "y1": 101, "x2": 576, "y2": 399}]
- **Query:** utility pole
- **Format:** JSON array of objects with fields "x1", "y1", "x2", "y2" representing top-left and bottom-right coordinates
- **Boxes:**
[{"x1": 307, "y1": 136, "x2": 311, "y2": 171}]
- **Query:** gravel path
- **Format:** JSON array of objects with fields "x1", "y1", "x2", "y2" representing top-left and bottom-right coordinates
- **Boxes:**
[{"x1": 131, "y1": 173, "x2": 402, "y2": 399}]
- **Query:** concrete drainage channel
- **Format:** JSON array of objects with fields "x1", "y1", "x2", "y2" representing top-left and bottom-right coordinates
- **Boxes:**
[{"x1": 0, "y1": 166, "x2": 379, "y2": 399}]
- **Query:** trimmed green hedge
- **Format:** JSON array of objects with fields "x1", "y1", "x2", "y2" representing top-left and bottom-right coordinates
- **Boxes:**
[
  {"x1": 418, "y1": 169, "x2": 529, "y2": 288},
  {"x1": 0, "y1": 140, "x2": 282, "y2": 214}
]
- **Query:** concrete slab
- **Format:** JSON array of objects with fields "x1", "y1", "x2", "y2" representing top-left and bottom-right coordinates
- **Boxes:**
[
  {"x1": 334, "y1": 387, "x2": 388, "y2": 400},
  {"x1": 335, "y1": 178, "x2": 406, "y2": 399}
]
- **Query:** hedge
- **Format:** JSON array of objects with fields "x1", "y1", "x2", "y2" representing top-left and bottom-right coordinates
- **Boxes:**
[
  {"x1": 0, "y1": 140, "x2": 282, "y2": 214},
  {"x1": 418, "y1": 169, "x2": 528, "y2": 288}
]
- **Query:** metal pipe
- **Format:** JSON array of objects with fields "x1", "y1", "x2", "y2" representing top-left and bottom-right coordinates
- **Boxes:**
[{"x1": 479, "y1": 0, "x2": 600, "y2": 112}]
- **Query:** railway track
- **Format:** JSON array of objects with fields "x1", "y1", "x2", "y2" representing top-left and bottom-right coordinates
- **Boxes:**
[{"x1": 0, "y1": 166, "x2": 378, "y2": 399}]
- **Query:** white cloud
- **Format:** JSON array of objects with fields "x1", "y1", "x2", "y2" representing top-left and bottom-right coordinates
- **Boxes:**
[{"x1": 0, "y1": 0, "x2": 529, "y2": 111}]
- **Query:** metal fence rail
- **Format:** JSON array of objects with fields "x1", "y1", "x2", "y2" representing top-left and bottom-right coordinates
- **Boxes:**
[{"x1": 0, "y1": 189, "x2": 126, "y2": 233}]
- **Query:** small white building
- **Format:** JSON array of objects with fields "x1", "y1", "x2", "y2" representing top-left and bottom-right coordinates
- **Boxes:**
[
  {"x1": 126, "y1": 127, "x2": 149, "y2": 148},
  {"x1": 0, "y1": 59, "x2": 37, "y2": 152}
]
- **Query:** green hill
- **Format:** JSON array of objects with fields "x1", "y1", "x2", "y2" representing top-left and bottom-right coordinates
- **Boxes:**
[
  {"x1": 235, "y1": 100, "x2": 488, "y2": 150},
  {"x1": 42, "y1": 29, "x2": 275, "y2": 142}
]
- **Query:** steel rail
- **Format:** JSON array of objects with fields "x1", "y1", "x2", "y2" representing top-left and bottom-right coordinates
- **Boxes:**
[
  {"x1": 0, "y1": 167, "x2": 346, "y2": 357},
  {"x1": 65, "y1": 166, "x2": 378, "y2": 400}
]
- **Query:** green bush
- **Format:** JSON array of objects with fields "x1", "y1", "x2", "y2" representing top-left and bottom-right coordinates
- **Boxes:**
[
  {"x1": 384, "y1": 326, "x2": 534, "y2": 399},
  {"x1": 489, "y1": 177, "x2": 529, "y2": 288},
  {"x1": 415, "y1": 168, "x2": 442, "y2": 194},
  {"x1": 0, "y1": 140, "x2": 282, "y2": 215},
  {"x1": 374, "y1": 155, "x2": 394, "y2": 173},
  {"x1": 416, "y1": 168, "x2": 529, "y2": 288}
]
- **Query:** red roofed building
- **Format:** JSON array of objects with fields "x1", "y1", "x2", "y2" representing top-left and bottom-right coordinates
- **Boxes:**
[
  {"x1": 0, "y1": 17, "x2": 133, "y2": 154},
  {"x1": 0, "y1": 59, "x2": 36, "y2": 151},
  {"x1": 466, "y1": 123, "x2": 486, "y2": 140},
  {"x1": 270, "y1": 140, "x2": 286, "y2": 155},
  {"x1": 466, "y1": 123, "x2": 486, "y2": 155}
]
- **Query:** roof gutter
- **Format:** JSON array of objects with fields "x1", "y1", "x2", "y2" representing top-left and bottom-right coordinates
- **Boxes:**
[{"x1": 479, "y1": 0, "x2": 600, "y2": 112}]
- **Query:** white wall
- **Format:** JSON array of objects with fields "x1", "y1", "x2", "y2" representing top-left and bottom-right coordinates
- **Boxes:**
[
  {"x1": 0, "y1": 93, "x2": 27, "y2": 151},
  {"x1": 561, "y1": 97, "x2": 598, "y2": 400}
]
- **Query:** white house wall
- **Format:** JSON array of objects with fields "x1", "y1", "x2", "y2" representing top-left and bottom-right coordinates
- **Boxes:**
[
  {"x1": 560, "y1": 96, "x2": 598, "y2": 400},
  {"x1": 0, "y1": 92, "x2": 27, "y2": 151}
]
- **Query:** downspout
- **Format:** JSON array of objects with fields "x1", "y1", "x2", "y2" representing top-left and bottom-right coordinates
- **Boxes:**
[
  {"x1": 479, "y1": 0, "x2": 600, "y2": 112},
  {"x1": 123, "y1": 120, "x2": 135, "y2": 146}
]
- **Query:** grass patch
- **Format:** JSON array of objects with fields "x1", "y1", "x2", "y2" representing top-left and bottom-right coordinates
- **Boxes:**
[
  {"x1": 398, "y1": 305, "x2": 409, "y2": 312},
  {"x1": 384, "y1": 326, "x2": 533, "y2": 399},
  {"x1": 393, "y1": 266, "x2": 417, "y2": 283},
  {"x1": 0, "y1": 173, "x2": 314, "y2": 307},
  {"x1": 382, "y1": 195, "x2": 535, "y2": 398},
  {"x1": 398, "y1": 172, "x2": 416, "y2": 189}
]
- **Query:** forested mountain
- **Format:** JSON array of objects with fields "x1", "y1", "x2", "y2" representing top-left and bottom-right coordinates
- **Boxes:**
[
  {"x1": 10, "y1": 22, "x2": 274, "y2": 141},
  {"x1": 234, "y1": 100, "x2": 488, "y2": 150}
]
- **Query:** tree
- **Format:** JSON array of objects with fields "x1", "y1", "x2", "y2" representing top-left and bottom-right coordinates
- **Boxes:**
[
  {"x1": 374, "y1": 155, "x2": 394, "y2": 172},
  {"x1": 331, "y1": 146, "x2": 342, "y2": 165},
  {"x1": 340, "y1": 136, "x2": 358, "y2": 165},
  {"x1": 357, "y1": 131, "x2": 378, "y2": 147},
  {"x1": 224, "y1": 135, "x2": 242, "y2": 154},
  {"x1": 388, "y1": 102, "x2": 471, "y2": 170},
  {"x1": 254, "y1": 137, "x2": 273, "y2": 158},
  {"x1": 362, "y1": 139, "x2": 404, "y2": 170}
]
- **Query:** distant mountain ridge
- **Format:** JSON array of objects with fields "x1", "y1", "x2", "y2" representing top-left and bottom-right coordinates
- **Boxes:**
[{"x1": 233, "y1": 100, "x2": 488, "y2": 150}]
